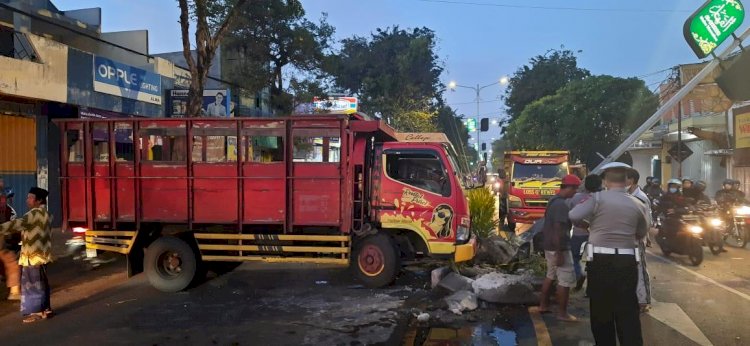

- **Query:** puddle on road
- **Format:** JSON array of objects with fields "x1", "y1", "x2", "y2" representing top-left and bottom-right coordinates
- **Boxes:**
[{"x1": 403, "y1": 322, "x2": 518, "y2": 345}]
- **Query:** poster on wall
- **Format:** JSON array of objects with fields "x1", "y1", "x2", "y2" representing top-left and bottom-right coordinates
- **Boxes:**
[
  {"x1": 93, "y1": 56, "x2": 162, "y2": 105},
  {"x1": 734, "y1": 105, "x2": 750, "y2": 166},
  {"x1": 168, "y1": 89, "x2": 234, "y2": 117}
]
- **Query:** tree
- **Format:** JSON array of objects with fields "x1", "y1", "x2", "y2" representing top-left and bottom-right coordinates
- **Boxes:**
[
  {"x1": 220, "y1": 0, "x2": 334, "y2": 113},
  {"x1": 490, "y1": 138, "x2": 510, "y2": 172},
  {"x1": 178, "y1": 0, "x2": 248, "y2": 116},
  {"x1": 503, "y1": 48, "x2": 590, "y2": 127},
  {"x1": 326, "y1": 27, "x2": 444, "y2": 129},
  {"x1": 504, "y1": 76, "x2": 658, "y2": 167}
]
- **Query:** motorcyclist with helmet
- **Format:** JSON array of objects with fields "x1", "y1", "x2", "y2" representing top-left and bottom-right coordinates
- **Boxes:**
[
  {"x1": 691, "y1": 181, "x2": 711, "y2": 205},
  {"x1": 716, "y1": 179, "x2": 738, "y2": 206},
  {"x1": 658, "y1": 179, "x2": 689, "y2": 239},
  {"x1": 681, "y1": 178, "x2": 699, "y2": 203},
  {"x1": 645, "y1": 178, "x2": 663, "y2": 201},
  {"x1": 731, "y1": 179, "x2": 747, "y2": 204}
]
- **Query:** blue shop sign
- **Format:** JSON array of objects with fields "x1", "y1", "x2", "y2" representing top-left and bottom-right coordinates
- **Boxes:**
[{"x1": 93, "y1": 56, "x2": 162, "y2": 105}]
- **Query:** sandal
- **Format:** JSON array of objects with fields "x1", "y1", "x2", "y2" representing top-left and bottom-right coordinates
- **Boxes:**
[
  {"x1": 22, "y1": 313, "x2": 45, "y2": 324},
  {"x1": 42, "y1": 309, "x2": 54, "y2": 319}
]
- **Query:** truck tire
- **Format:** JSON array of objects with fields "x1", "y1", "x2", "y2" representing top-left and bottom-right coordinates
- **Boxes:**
[
  {"x1": 145, "y1": 237, "x2": 198, "y2": 292},
  {"x1": 353, "y1": 233, "x2": 399, "y2": 288}
]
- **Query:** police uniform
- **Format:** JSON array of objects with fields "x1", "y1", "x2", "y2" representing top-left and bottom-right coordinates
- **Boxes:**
[
  {"x1": 630, "y1": 186, "x2": 652, "y2": 307},
  {"x1": 570, "y1": 186, "x2": 649, "y2": 346}
]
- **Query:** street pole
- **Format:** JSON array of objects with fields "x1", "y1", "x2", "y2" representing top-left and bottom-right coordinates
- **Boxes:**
[
  {"x1": 592, "y1": 25, "x2": 750, "y2": 173},
  {"x1": 677, "y1": 100, "x2": 683, "y2": 178},
  {"x1": 476, "y1": 85, "x2": 481, "y2": 161}
]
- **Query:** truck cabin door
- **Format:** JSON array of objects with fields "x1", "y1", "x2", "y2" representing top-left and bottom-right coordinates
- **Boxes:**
[{"x1": 379, "y1": 149, "x2": 457, "y2": 242}]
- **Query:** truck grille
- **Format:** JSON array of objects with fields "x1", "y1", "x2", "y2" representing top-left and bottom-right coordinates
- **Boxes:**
[{"x1": 526, "y1": 200, "x2": 548, "y2": 207}]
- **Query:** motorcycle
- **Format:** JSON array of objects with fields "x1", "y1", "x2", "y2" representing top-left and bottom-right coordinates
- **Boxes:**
[
  {"x1": 695, "y1": 203, "x2": 726, "y2": 255},
  {"x1": 65, "y1": 227, "x2": 116, "y2": 269},
  {"x1": 655, "y1": 208, "x2": 705, "y2": 266},
  {"x1": 724, "y1": 205, "x2": 750, "y2": 248}
]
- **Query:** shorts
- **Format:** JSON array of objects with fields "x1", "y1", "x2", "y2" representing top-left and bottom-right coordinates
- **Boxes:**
[{"x1": 544, "y1": 250, "x2": 576, "y2": 288}]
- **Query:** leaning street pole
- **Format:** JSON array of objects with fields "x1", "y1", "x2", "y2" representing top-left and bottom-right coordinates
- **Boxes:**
[{"x1": 593, "y1": 26, "x2": 750, "y2": 173}]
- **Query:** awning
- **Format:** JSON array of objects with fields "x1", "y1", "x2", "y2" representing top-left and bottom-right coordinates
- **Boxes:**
[{"x1": 687, "y1": 127, "x2": 730, "y2": 149}]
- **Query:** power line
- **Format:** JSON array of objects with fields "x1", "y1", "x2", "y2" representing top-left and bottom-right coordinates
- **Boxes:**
[
  {"x1": 417, "y1": 0, "x2": 691, "y2": 13},
  {"x1": 448, "y1": 99, "x2": 503, "y2": 106}
]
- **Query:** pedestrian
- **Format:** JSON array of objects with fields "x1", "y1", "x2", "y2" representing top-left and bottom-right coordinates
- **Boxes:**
[
  {"x1": 0, "y1": 187, "x2": 54, "y2": 323},
  {"x1": 570, "y1": 163, "x2": 649, "y2": 346},
  {"x1": 539, "y1": 174, "x2": 581, "y2": 322},
  {"x1": 0, "y1": 178, "x2": 21, "y2": 300},
  {"x1": 626, "y1": 169, "x2": 652, "y2": 313},
  {"x1": 567, "y1": 174, "x2": 602, "y2": 291}
]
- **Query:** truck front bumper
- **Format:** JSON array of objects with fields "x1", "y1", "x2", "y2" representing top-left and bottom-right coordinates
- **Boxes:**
[
  {"x1": 508, "y1": 207, "x2": 545, "y2": 224},
  {"x1": 454, "y1": 237, "x2": 477, "y2": 263}
]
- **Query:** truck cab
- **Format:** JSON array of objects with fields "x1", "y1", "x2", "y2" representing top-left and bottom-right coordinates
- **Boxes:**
[{"x1": 503, "y1": 151, "x2": 570, "y2": 228}]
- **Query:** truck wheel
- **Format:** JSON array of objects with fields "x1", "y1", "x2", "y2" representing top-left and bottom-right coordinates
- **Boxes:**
[
  {"x1": 145, "y1": 237, "x2": 198, "y2": 292},
  {"x1": 353, "y1": 233, "x2": 399, "y2": 288}
]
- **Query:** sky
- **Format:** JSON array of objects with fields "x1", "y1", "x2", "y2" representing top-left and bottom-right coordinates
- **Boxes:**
[{"x1": 53, "y1": 0, "x2": 749, "y2": 151}]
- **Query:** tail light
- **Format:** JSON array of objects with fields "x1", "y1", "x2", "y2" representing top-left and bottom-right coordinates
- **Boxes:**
[
  {"x1": 456, "y1": 217, "x2": 471, "y2": 243},
  {"x1": 72, "y1": 227, "x2": 88, "y2": 234}
]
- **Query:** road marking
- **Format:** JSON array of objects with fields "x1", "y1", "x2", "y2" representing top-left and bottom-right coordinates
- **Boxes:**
[
  {"x1": 646, "y1": 250, "x2": 750, "y2": 302},
  {"x1": 648, "y1": 298, "x2": 714, "y2": 346},
  {"x1": 527, "y1": 307, "x2": 553, "y2": 346}
]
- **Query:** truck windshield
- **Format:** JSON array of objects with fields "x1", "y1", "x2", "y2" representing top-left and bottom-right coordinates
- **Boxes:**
[
  {"x1": 512, "y1": 163, "x2": 567, "y2": 181},
  {"x1": 443, "y1": 144, "x2": 470, "y2": 189}
]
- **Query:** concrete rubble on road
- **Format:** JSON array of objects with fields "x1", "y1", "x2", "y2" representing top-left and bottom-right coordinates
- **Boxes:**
[
  {"x1": 475, "y1": 234, "x2": 518, "y2": 265},
  {"x1": 437, "y1": 272, "x2": 475, "y2": 293},
  {"x1": 444, "y1": 290, "x2": 479, "y2": 315},
  {"x1": 431, "y1": 266, "x2": 451, "y2": 288},
  {"x1": 471, "y1": 272, "x2": 538, "y2": 304}
]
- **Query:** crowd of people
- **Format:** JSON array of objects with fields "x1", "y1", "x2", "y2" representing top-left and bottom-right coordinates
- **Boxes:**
[{"x1": 537, "y1": 161, "x2": 750, "y2": 345}]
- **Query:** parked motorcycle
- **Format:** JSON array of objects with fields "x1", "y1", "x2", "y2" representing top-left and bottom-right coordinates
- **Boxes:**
[{"x1": 656, "y1": 209, "x2": 704, "y2": 266}]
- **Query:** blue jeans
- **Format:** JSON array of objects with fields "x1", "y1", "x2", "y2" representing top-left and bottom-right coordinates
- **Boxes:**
[{"x1": 570, "y1": 234, "x2": 589, "y2": 279}]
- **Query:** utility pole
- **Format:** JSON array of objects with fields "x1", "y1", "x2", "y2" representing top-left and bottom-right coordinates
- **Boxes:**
[{"x1": 677, "y1": 68, "x2": 683, "y2": 178}]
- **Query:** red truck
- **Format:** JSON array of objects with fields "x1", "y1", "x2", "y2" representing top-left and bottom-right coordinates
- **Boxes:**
[{"x1": 55, "y1": 113, "x2": 476, "y2": 291}]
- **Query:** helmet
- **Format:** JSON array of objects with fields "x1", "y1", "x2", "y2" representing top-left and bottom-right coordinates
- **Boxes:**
[
  {"x1": 599, "y1": 162, "x2": 632, "y2": 171},
  {"x1": 695, "y1": 180, "x2": 707, "y2": 192},
  {"x1": 667, "y1": 178, "x2": 682, "y2": 186},
  {"x1": 652, "y1": 178, "x2": 660, "y2": 184},
  {"x1": 724, "y1": 179, "x2": 735, "y2": 185},
  {"x1": 682, "y1": 177, "x2": 693, "y2": 183}
]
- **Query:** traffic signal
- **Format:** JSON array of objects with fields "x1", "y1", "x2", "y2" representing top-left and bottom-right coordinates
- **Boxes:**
[
  {"x1": 481, "y1": 143, "x2": 486, "y2": 151},
  {"x1": 480, "y1": 118, "x2": 489, "y2": 132},
  {"x1": 465, "y1": 118, "x2": 477, "y2": 132}
]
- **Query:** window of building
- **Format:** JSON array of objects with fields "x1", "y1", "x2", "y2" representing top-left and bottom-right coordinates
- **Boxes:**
[
  {"x1": 385, "y1": 150, "x2": 450, "y2": 197},
  {"x1": 114, "y1": 123, "x2": 134, "y2": 162},
  {"x1": 92, "y1": 124, "x2": 109, "y2": 162},
  {"x1": 66, "y1": 129, "x2": 84, "y2": 163}
]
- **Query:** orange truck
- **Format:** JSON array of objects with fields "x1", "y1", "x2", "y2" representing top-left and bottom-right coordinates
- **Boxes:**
[{"x1": 500, "y1": 151, "x2": 570, "y2": 231}]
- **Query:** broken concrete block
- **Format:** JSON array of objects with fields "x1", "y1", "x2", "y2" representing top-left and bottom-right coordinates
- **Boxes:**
[
  {"x1": 472, "y1": 272, "x2": 537, "y2": 304},
  {"x1": 445, "y1": 290, "x2": 479, "y2": 315},
  {"x1": 438, "y1": 272, "x2": 475, "y2": 293},
  {"x1": 431, "y1": 266, "x2": 451, "y2": 289}
]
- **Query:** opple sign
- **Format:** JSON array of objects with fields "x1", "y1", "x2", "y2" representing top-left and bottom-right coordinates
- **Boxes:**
[{"x1": 93, "y1": 56, "x2": 162, "y2": 105}]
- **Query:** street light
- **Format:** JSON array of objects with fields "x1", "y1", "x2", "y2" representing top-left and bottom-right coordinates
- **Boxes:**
[{"x1": 447, "y1": 76, "x2": 509, "y2": 159}]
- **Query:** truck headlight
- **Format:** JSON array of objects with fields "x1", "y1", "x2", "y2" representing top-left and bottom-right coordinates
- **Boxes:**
[
  {"x1": 508, "y1": 195, "x2": 523, "y2": 208},
  {"x1": 688, "y1": 225, "x2": 703, "y2": 234},
  {"x1": 457, "y1": 217, "x2": 471, "y2": 243}
]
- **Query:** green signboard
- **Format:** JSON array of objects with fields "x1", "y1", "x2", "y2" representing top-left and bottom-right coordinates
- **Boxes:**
[
  {"x1": 684, "y1": 0, "x2": 745, "y2": 59},
  {"x1": 465, "y1": 118, "x2": 477, "y2": 132}
]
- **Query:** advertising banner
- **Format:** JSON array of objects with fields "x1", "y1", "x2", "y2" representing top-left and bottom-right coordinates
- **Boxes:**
[
  {"x1": 93, "y1": 56, "x2": 162, "y2": 105},
  {"x1": 168, "y1": 89, "x2": 233, "y2": 117}
]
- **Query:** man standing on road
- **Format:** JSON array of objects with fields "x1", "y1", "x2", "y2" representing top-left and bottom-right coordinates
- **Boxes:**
[
  {"x1": 626, "y1": 169, "x2": 652, "y2": 313},
  {"x1": 567, "y1": 174, "x2": 602, "y2": 290},
  {"x1": 539, "y1": 174, "x2": 581, "y2": 322},
  {"x1": 570, "y1": 165, "x2": 649, "y2": 346},
  {"x1": 0, "y1": 187, "x2": 53, "y2": 323}
]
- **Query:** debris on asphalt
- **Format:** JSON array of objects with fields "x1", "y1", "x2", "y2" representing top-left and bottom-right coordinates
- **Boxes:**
[
  {"x1": 445, "y1": 290, "x2": 479, "y2": 315},
  {"x1": 472, "y1": 272, "x2": 538, "y2": 304},
  {"x1": 437, "y1": 272, "x2": 475, "y2": 293},
  {"x1": 431, "y1": 266, "x2": 451, "y2": 288}
]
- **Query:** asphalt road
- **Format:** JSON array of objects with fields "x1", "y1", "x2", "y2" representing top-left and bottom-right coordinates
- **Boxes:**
[{"x1": 3, "y1": 234, "x2": 750, "y2": 345}]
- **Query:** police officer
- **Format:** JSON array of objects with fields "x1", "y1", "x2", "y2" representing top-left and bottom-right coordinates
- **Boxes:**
[
  {"x1": 625, "y1": 168, "x2": 652, "y2": 313},
  {"x1": 570, "y1": 163, "x2": 649, "y2": 346}
]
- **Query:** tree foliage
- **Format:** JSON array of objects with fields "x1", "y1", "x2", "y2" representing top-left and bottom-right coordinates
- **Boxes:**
[
  {"x1": 325, "y1": 27, "x2": 444, "y2": 129},
  {"x1": 178, "y1": 0, "x2": 248, "y2": 116},
  {"x1": 503, "y1": 48, "x2": 590, "y2": 126},
  {"x1": 504, "y1": 75, "x2": 659, "y2": 167},
  {"x1": 220, "y1": 0, "x2": 334, "y2": 113}
]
